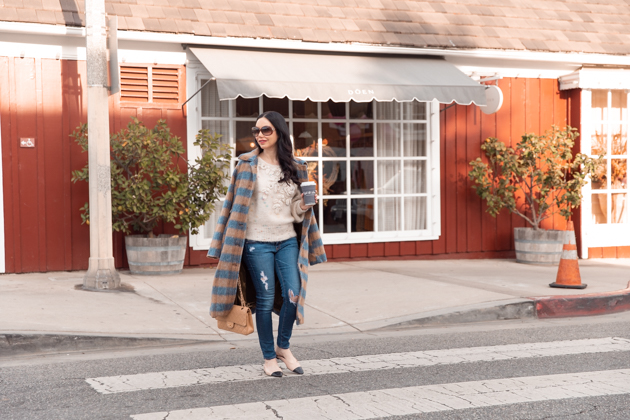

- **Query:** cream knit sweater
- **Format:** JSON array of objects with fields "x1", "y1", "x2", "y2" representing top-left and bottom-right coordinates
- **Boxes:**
[{"x1": 245, "y1": 159, "x2": 307, "y2": 242}]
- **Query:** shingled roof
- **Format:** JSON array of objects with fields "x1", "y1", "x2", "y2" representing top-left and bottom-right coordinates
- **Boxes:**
[{"x1": 3, "y1": 0, "x2": 630, "y2": 55}]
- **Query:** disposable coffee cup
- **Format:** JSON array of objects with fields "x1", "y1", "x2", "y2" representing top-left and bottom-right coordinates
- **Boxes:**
[{"x1": 301, "y1": 181, "x2": 317, "y2": 206}]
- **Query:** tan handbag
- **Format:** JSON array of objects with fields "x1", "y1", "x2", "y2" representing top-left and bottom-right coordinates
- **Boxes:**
[{"x1": 216, "y1": 278, "x2": 254, "y2": 335}]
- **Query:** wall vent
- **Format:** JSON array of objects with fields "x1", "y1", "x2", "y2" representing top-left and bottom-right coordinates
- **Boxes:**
[
  {"x1": 120, "y1": 66, "x2": 179, "y2": 103},
  {"x1": 152, "y1": 67, "x2": 179, "y2": 103},
  {"x1": 120, "y1": 66, "x2": 149, "y2": 102}
]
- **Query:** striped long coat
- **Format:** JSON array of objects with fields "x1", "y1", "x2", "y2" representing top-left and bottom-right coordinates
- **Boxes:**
[{"x1": 208, "y1": 149, "x2": 327, "y2": 325}]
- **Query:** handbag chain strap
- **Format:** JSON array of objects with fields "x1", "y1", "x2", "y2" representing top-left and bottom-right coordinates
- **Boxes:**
[{"x1": 236, "y1": 277, "x2": 247, "y2": 307}]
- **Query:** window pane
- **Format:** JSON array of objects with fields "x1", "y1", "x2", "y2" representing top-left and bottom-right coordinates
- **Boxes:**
[
  {"x1": 235, "y1": 120, "x2": 257, "y2": 155},
  {"x1": 612, "y1": 193, "x2": 627, "y2": 224},
  {"x1": 350, "y1": 123, "x2": 373, "y2": 157},
  {"x1": 293, "y1": 99, "x2": 318, "y2": 118},
  {"x1": 592, "y1": 193, "x2": 607, "y2": 224},
  {"x1": 200, "y1": 80, "x2": 229, "y2": 118},
  {"x1": 235, "y1": 97, "x2": 259, "y2": 117},
  {"x1": 404, "y1": 160, "x2": 426, "y2": 194},
  {"x1": 403, "y1": 101, "x2": 426, "y2": 120},
  {"x1": 377, "y1": 160, "x2": 400, "y2": 194},
  {"x1": 323, "y1": 161, "x2": 346, "y2": 195},
  {"x1": 610, "y1": 90, "x2": 627, "y2": 122},
  {"x1": 322, "y1": 100, "x2": 345, "y2": 119},
  {"x1": 611, "y1": 159, "x2": 627, "y2": 189},
  {"x1": 612, "y1": 125, "x2": 627, "y2": 155},
  {"x1": 376, "y1": 101, "x2": 400, "y2": 120},
  {"x1": 591, "y1": 90, "x2": 607, "y2": 121},
  {"x1": 351, "y1": 198, "x2": 374, "y2": 232},
  {"x1": 296, "y1": 161, "x2": 322, "y2": 199},
  {"x1": 350, "y1": 160, "x2": 374, "y2": 194},
  {"x1": 323, "y1": 199, "x2": 347, "y2": 233},
  {"x1": 349, "y1": 100, "x2": 373, "y2": 119},
  {"x1": 304, "y1": 161, "x2": 319, "y2": 184},
  {"x1": 203, "y1": 203, "x2": 222, "y2": 239},
  {"x1": 591, "y1": 124, "x2": 606, "y2": 155},
  {"x1": 404, "y1": 196, "x2": 427, "y2": 230},
  {"x1": 404, "y1": 123, "x2": 427, "y2": 156},
  {"x1": 592, "y1": 159, "x2": 607, "y2": 190},
  {"x1": 202, "y1": 120, "x2": 229, "y2": 145},
  {"x1": 376, "y1": 123, "x2": 401, "y2": 157},
  {"x1": 378, "y1": 197, "x2": 401, "y2": 231},
  {"x1": 263, "y1": 96, "x2": 289, "y2": 118},
  {"x1": 322, "y1": 122, "x2": 346, "y2": 157},
  {"x1": 313, "y1": 205, "x2": 320, "y2": 227},
  {"x1": 293, "y1": 121, "x2": 318, "y2": 158}
]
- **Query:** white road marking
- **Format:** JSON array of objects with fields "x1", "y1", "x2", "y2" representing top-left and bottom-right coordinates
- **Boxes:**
[
  {"x1": 130, "y1": 368, "x2": 630, "y2": 419},
  {"x1": 86, "y1": 337, "x2": 630, "y2": 394}
]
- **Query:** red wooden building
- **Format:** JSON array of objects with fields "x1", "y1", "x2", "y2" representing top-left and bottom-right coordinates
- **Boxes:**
[{"x1": 1, "y1": 1, "x2": 629, "y2": 274}]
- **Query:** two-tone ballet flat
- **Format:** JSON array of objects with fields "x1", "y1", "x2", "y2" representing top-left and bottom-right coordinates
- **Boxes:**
[
  {"x1": 276, "y1": 353, "x2": 304, "y2": 375},
  {"x1": 263, "y1": 365, "x2": 283, "y2": 378}
]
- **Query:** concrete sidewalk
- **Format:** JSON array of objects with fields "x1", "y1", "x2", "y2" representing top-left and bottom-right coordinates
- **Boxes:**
[{"x1": 1, "y1": 259, "x2": 630, "y2": 355}]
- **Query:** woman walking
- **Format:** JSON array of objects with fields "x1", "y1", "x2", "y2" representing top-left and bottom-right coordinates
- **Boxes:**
[{"x1": 208, "y1": 111, "x2": 327, "y2": 377}]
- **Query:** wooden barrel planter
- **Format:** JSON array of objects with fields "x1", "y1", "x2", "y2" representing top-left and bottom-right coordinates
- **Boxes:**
[
  {"x1": 125, "y1": 234, "x2": 187, "y2": 275},
  {"x1": 514, "y1": 228, "x2": 565, "y2": 265}
]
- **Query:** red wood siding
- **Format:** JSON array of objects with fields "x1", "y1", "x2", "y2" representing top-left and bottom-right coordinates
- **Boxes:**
[
  {"x1": 1, "y1": 58, "x2": 189, "y2": 273},
  {"x1": 1, "y1": 57, "x2": 90, "y2": 273},
  {"x1": 1, "y1": 68, "x2": 596, "y2": 272},
  {"x1": 589, "y1": 247, "x2": 630, "y2": 259},
  {"x1": 319, "y1": 77, "x2": 577, "y2": 263}
]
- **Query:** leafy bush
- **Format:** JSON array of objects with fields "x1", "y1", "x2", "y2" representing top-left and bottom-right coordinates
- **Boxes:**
[
  {"x1": 71, "y1": 117, "x2": 232, "y2": 235},
  {"x1": 468, "y1": 125, "x2": 600, "y2": 230}
]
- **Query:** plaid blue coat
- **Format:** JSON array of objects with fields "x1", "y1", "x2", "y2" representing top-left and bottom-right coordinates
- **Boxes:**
[{"x1": 208, "y1": 149, "x2": 327, "y2": 325}]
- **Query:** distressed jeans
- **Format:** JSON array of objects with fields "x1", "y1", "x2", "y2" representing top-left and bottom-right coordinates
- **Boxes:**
[{"x1": 243, "y1": 237, "x2": 301, "y2": 360}]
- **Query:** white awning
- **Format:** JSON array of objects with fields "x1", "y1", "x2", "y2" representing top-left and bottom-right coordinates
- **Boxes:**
[{"x1": 189, "y1": 48, "x2": 486, "y2": 105}]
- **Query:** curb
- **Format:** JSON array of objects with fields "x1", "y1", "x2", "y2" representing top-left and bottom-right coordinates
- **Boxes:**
[
  {"x1": 373, "y1": 299, "x2": 536, "y2": 330},
  {"x1": 0, "y1": 334, "x2": 213, "y2": 358},
  {"x1": 4, "y1": 283, "x2": 630, "y2": 356},
  {"x1": 532, "y1": 281, "x2": 630, "y2": 318},
  {"x1": 377, "y1": 282, "x2": 630, "y2": 330}
]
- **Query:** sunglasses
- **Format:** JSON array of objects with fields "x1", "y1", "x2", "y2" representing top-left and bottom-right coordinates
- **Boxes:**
[{"x1": 251, "y1": 126, "x2": 274, "y2": 137}]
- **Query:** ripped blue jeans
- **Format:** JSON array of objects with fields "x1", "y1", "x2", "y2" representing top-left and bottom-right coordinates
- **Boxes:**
[{"x1": 243, "y1": 237, "x2": 301, "y2": 360}]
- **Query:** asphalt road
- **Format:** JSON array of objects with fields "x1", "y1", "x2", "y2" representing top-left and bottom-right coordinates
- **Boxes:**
[{"x1": 2, "y1": 312, "x2": 630, "y2": 419}]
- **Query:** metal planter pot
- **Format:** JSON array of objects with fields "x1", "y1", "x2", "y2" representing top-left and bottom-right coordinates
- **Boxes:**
[
  {"x1": 514, "y1": 227, "x2": 565, "y2": 265},
  {"x1": 125, "y1": 234, "x2": 187, "y2": 275}
]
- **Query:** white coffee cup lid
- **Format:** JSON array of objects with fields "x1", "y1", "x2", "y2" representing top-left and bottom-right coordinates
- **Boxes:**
[{"x1": 301, "y1": 181, "x2": 316, "y2": 186}]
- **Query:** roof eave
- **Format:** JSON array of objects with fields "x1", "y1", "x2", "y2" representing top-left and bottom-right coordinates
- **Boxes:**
[{"x1": 1, "y1": 21, "x2": 630, "y2": 67}]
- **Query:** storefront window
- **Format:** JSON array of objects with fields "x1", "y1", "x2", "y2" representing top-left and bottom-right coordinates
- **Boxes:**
[
  {"x1": 195, "y1": 77, "x2": 435, "y2": 246},
  {"x1": 589, "y1": 89, "x2": 628, "y2": 225}
]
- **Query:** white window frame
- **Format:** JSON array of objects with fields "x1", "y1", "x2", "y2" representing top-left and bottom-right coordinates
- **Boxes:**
[
  {"x1": 0, "y1": 108, "x2": 4, "y2": 273},
  {"x1": 187, "y1": 65, "x2": 441, "y2": 250},
  {"x1": 580, "y1": 88, "x2": 630, "y2": 255}
]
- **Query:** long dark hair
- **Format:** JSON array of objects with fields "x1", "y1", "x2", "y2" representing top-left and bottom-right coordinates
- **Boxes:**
[{"x1": 255, "y1": 111, "x2": 299, "y2": 186}]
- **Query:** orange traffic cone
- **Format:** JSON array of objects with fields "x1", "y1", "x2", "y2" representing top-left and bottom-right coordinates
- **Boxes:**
[{"x1": 549, "y1": 221, "x2": 587, "y2": 289}]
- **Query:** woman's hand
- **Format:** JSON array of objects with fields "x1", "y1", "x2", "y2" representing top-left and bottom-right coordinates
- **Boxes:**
[{"x1": 299, "y1": 193, "x2": 318, "y2": 211}]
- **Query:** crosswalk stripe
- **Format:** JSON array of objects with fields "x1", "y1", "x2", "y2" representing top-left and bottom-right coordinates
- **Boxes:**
[
  {"x1": 130, "y1": 368, "x2": 630, "y2": 419},
  {"x1": 86, "y1": 337, "x2": 630, "y2": 394}
]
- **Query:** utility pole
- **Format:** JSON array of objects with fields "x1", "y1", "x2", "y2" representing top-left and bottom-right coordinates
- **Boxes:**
[{"x1": 83, "y1": 0, "x2": 120, "y2": 290}]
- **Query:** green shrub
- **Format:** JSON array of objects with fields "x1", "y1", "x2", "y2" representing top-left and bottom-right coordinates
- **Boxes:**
[
  {"x1": 468, "y1": 125, "x2": 601, "y2": 230},
  {"x1": 71, "y1": 117, "x2": 232, "y2": 235}
]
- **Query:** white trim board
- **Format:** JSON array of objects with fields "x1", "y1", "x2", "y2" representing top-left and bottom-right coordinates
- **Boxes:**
[
  {"x1": 0, "y1": 34, "x2": 186, "y2": 64},
  {"x1": 560, "y1": 68, "x2": 630, "y2": 90}
]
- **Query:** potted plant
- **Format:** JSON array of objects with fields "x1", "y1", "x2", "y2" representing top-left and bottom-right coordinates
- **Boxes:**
[
  {"x1": 468, "y1": 125, "x2": 600, "y2": 264},
  {"x1": 71, "y1": 117, "x2": 232, "y2": 275}
]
